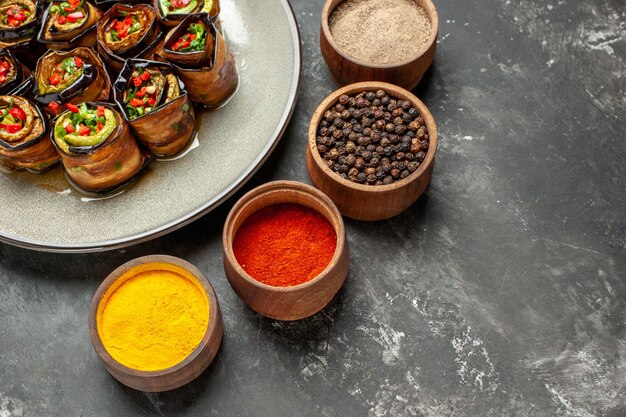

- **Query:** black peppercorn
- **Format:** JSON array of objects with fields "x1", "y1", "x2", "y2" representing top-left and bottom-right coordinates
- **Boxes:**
[
  {"x1": 407, "y1": 161, "x2": 419, "y2": 172},
  {"x1": 317, "y1": 89, "x2": 427, "y2": 186}
]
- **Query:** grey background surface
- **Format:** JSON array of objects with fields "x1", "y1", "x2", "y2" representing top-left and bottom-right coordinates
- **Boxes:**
[{"x1": 1, "y1": 0, "x2": 625, "y2": 416}]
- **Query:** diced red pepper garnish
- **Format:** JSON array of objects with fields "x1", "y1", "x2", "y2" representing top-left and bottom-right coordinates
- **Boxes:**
[
  {"x1": 78, "y1": 124, "x2": 91, "y2": 136},
  {"x1": 64, "y1": 123, "x2": 75, "y2": 133},
  {"x1": 124, "y1": 16, "x2": 132, "y2": 25},
  {"x1": 96, "y1": 105, "x2": 105, "y2": 117},
  {"x1": 13, "y1": 12, "x2": 26, "y2": 22},
  {"x1": 135, "y1": 87, "x2": 147, "y2": 98},
  {"x1": 57, "y1": 15, "x2": 66, "y2": 24},
  {"x1": 147, "y1": 97, "x2": 156, "y2": 106},
  {"x1": 49, "y1": 73, "x2": 62, "y2": 86},
  {"x1": 48, "y1": 101, "x2": 60, "y2": 115},
  {"x1": 4, "y1": 124, "x2": 22, "y2": 134},
  {"x1": 141, "y1": 71, "x2": 150, "y2": 81},
  {"x1": 130, "y1": 98, "x2": 144, "y2": 107},
  {"x1": 132, "y1": 76, "x2": 142, "y2": 87},
  {"x1": 66, "y1": 103, "x2": 80, "y2": 113},
  {"x1": 9, "y1": 107, "x2": 26, "y2": 121},
  {"x1": 97, "y1": 121, "x2": 103, "y2": 132},
  {"x1": 74, "y1": 56, "x2": 83, "y2": 68}
]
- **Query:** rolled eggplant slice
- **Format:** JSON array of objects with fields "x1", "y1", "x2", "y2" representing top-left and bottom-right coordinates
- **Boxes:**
[
  {"x1": 0, "y1": 49, "x2": 33, "y2": 97},
  {"x1": 0, "y1": 0, "x2": 45, "y2": 66},
  {"x1": 114, "y1": 59, "x2": 195, "y2": 156},
  {"x1": 159, "y1": 13, "x2": 236, "y2": 107},
  {"x1": 96, "y1": 3, "x2": 164, "y2": 74},
  {"x1": 38, "y1": 0, "x2": 101, "y2": 50},
  {"x1": 34, "y1": 48, "x2": 111, "y2": 116},
  {"x1": 51, "y1": 102, "x2": 147, "y2": 192},
  {"x1": 154, "y1": 0, "x2": 219, "y2": 28},
  {"x1": 0, "y1": 95, "x2": 60, "y2": 173}
]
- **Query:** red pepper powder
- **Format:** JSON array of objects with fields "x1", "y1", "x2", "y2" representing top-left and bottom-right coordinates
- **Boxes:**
[{"x1": 233, "y1": 203, "x2": 337, "y2": 287}]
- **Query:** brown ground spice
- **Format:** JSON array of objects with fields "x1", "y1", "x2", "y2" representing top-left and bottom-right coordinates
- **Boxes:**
[{"x1": 329, "y1": 0, "x2": 433, "y2": 65}]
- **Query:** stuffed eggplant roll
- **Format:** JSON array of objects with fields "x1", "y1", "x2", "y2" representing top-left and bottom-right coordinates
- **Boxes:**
[
  {"x1": 0, "y1": 49, "x2": 33, "y2": 97},
  {"x1": 154, "y1": 0, "x2": 218, "y2": 27},
  {"x1": 0, "y1": 0, "x2": 44, "y2": 66},
  {"x1": 34, "y1": 48, "x2": 111, "y2": 116},
  {"x1": 38, "y1": 0, "x2": 101, "y2": 50},
  {"x1": 0, "y1": 96, "x2": 60, "y2": 173},
  {"x1": 96, "y1": 4, "x2": 163, "y2": 74},
  {"x1": 159, "y1": 13, "x2": 236, "y2": 107},
  {"x1": 51, "y1": 102, "x2": 147, "y2": 192},
  {"x1": 114, "y1": 60, "x2": 195, "y2": 156}
]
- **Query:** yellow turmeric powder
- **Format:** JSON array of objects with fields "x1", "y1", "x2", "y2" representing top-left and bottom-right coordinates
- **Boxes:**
[{"x1": 97, "y1": 263, "x2": 209, "y2": 372}]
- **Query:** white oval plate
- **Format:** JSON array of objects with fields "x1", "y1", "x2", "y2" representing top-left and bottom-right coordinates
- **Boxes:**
[{"x1": 0, "y1": 0, "x2": 301, "y2": 252}]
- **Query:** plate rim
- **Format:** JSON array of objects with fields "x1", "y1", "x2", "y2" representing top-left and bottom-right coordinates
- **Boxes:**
[{"x1": 0, "y1": 0, "x2": 302, "y2": 253}]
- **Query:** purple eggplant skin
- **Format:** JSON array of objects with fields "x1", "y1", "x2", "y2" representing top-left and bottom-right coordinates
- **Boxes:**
[
  {"x1": 0, "y1": 95, "x2": 60, "y2": 173},
  {"x1": 50, "y1": 101, "x2": 152, "y2": 193},
  {"x1": 0, "y1": 0, "x2": 41, "y2": 42},
  {"x1": 154, "y1": 0, "x2": 220, "y2": 28},
  {"x1": 0, "y1": 0, "x2": 46, "y2": 67},
  {"x1": 0, "y1": 49, "x2": 34, "y2": 98},
  {"x1": 37, "y1": 0, "x2": 102, "y2": 50},
  {"x1": 96, "y1": 3, "x2": 164, "y2": 74},
  {"x1": 158, "y1": 12, "x2": 237, "y2": 107},
  {"x1": 32, "y1": 48, "x2": 112, "y2": 116},
  {"x1": 113, "y1": 58, "x2": 196, "y2": 156}
]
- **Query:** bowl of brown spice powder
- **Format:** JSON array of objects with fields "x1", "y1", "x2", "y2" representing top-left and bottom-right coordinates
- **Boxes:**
[{"x1": 321, "y1": 0, "x2": 438, "y2": 90}]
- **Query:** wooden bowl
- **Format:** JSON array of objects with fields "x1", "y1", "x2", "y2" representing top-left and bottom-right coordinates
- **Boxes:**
[
  {"x1": 222, "y1": 180, "x2": 350, "y2": 321},
  {"x1": 89, "y1": 255, "x2": 223, "y2": 392},
  {"x1": 306, "y1": 81, "x2": 438, "y2": 221},
  {"x1": 320, "y1": 0, "x2": 439, "y2": 90}
]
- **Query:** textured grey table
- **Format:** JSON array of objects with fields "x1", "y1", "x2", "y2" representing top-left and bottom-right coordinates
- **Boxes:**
[{"x1": 1, "y1": 0, "x2": 624, "y2": 416}]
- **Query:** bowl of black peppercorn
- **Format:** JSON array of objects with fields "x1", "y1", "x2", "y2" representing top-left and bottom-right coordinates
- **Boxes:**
[{"x1": 306, "y1": 81, "x2": 437, "y2": 221}]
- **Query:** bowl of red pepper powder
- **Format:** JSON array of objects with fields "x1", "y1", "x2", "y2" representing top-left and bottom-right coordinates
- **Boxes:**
[{"x1": 223, "y1": 180, "x2": 350, "y2": 320}]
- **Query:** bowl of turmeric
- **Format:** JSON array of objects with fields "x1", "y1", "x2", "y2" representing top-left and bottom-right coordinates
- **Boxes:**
[
  {"x1": 222, "y1": 180, "x2": 350, "y2": 321},
  {"x1": 89, "y1": 255, "x2": 223, "y2": 392}
]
